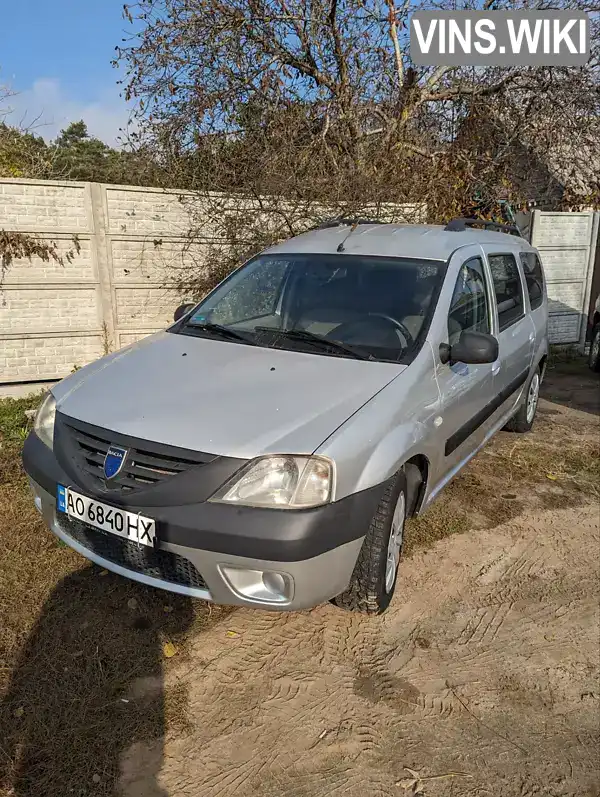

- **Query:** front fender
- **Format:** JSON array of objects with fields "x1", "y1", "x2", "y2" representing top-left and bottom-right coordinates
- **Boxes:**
[
  {"x1": 317, "y1": 344, "x2": 442, "y2": 500},
  {"x1": 352, "y1": 418, "x2": 436, "y2": 495}
]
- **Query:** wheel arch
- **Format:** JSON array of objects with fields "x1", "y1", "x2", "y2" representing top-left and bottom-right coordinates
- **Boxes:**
[
  {"x1": 403, "y1": 454, "x2": 430, "y2": 517},
  {"x1": 538, "y1": 353, "x2": 548, "y2": 381}
]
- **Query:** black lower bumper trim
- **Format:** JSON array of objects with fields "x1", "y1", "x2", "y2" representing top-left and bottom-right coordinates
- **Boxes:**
[
  {"x1": 58, "y1": 515, "x2": 209, "y2": 590},
  {"x1": 23, "y1": 432, "x2": 386, "y2": 562}
]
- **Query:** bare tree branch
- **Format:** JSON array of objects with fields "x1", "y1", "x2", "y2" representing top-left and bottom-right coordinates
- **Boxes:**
[
  {"x1": 113, "y1": 0, "x2": 600, "y2": 294},
  {"x1": 424, "y1": 71, "x2": 523, "y2": 102},
  {"x1": 386, "y1": 0, "x2": 404, "y2": 87}
]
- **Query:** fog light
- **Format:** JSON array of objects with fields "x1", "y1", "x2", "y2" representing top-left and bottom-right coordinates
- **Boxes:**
[
  {"x1": 219, "y1": 566, "x2": 293, "y2": 604},
  {"x1": 262, "y1": 571, "x2": 286, "y2": 595}
]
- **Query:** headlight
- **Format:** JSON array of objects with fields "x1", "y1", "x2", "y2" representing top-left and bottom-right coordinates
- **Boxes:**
[
  {"x1": 210, "y1": 455, "x2": 334, "y2": 509},
  {"x1": 34, "y1": 393, "x2": 56, "y2": 449}
]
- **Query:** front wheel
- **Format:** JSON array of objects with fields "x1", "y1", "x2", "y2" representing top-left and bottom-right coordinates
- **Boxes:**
[
  {"x1": 333, "y1": 471, "x2": 407, "y2": 615},
  {"x1": 504, "y1": 366, "x2": 541, "y2": 433},
  {"x1": 588, "y1": 324, "x2": 600, "y2": 372}
]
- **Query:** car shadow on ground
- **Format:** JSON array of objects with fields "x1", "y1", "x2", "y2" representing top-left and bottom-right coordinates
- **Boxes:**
[
  {"x1": 1, "y1": 359, "x2": 597, "y2": 797},
  {"x1": 541, "y1": 359, "x2": 600, "y2": 416},
  {"x1": 0, "y1": 566, "x2": 203, "y2": 797}
]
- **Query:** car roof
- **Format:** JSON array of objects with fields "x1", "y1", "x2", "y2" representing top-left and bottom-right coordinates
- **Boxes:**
[{"x1": 266, "y1": 223, "x2": 537, "y2": 262}]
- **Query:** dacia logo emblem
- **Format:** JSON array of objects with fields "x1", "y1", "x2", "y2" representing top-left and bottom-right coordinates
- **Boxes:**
[{"x1": 104, "y1": 445, "x2": 128, "y2": 480}]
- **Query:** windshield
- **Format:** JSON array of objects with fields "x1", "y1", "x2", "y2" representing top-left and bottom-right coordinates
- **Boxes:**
[{"x1": 174, "y1": 253, "x2": 446, "y2": 363}]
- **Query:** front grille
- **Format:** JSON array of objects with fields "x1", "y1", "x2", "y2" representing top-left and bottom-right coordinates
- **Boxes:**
[
  {"x1": 59, "y1": 516, "x2": 209, "y2": 591},
  {"x1": 65, "y1": 423, "x2": 213, "y2": 495}
]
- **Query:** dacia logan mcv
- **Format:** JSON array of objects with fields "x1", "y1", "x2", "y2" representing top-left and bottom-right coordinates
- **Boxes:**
[{"x1": 24, "y1": 220, "x2": 548, "y2": 614}]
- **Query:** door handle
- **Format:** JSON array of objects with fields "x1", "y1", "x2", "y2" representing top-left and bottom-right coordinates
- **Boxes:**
[{"x1": 492, "y1": 362, "x2": 501, "y2": 376}]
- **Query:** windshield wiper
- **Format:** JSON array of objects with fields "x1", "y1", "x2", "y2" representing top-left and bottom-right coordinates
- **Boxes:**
[
  {"x1": 254, "y1": 326, "x2": 372, "y2": 361},
  {"x1": 184, "y1": 322, "x2": 256, "y2": 345}
]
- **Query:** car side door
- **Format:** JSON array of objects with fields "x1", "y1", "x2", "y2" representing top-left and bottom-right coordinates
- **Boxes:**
[
  {"x1": 519, "y1": 249, "x2": 548, "y2": 358},
  {"x1": 431, "y1": 247, "x2": 499, "y2": 483},
  {"x1": 481, "y1": 247, "x2": 535, "y2": 419}
]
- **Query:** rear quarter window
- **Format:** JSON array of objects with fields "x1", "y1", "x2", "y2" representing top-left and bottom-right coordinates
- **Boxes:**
[
  {"x1": 520, "y1": 252, "x2": 545, "y2": 311},
  {"x1": 488, "y1": 253, "x2": 525, "y2": 331}
]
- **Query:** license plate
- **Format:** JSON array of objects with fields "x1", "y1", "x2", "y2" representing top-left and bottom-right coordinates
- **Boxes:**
[{"x1": 57, "y1": 485, "x2": 156, "y2": 547}]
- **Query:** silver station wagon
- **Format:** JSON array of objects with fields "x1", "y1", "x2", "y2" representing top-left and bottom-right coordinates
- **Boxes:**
[{"x1": 24, "y1": 219, "x2": 548, "y2": 614}]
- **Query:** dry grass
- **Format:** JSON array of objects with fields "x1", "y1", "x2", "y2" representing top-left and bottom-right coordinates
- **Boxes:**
[
  {"x1": 0, "y1": 357, "x2": 598, "y2": 796},
  {"x1": 407, "y1": 426, "x2": 599, "y2": 555},
  {"x1": 482, "y1": 433, "x2": 600, "y2": 495},
  {"x1": 405, "y1": 501, "x2": 471, "y2": 556},
  {"x1": 0, "y1": 395, "x2": 233, "y2": 797},
  {"x1": 407, "y1": 357, "x2": 600, "y2": 555}
]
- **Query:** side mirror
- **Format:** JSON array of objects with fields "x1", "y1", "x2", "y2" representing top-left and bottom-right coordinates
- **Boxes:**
[
  {"x1": 440, "y1": 330, "x2": 499, "y2": 365},
  {"x1": 173, "y1": 303, "x2": 195, "y2": 322}
]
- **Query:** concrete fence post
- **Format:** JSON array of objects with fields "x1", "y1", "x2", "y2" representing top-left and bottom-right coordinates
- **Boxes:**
[
  {"x1": 579, "y1": 211, "x2": 599, "y2": 352},
  {"x1": 89, "y1": 182, "x2": 116, "y2": 353}
]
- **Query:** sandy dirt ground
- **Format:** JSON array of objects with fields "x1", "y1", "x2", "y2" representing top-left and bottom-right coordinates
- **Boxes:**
[
  {"x1": 120, "y1": 492, "x2": 600, "y2": 795},
  {"x1": 2, "y1": 366, "x2": 598, "y2": 797}
]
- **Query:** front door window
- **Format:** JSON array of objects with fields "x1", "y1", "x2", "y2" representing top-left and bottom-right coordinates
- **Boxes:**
[{"x1": 447, "y1": 257, "x2": 490, "y2": 345}]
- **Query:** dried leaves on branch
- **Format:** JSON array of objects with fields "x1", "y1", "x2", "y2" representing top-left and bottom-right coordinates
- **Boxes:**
[
  {"x1": 112, "y1": 0, "x2": 597, "y2": 294},
  {"x1": 0, "y1": 232, "x2": 81, "y2": 286}
]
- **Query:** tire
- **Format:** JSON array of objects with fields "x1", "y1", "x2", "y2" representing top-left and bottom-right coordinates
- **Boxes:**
[
  {"x1": 504, "y1": 366, "x2": 541, "y2": 433},
  {"x1": 333, "y1": 470, "x2": 407, "y2": 615},
  {"x1": 588, "y1": 324, "x2": 600, "y2": 372}
]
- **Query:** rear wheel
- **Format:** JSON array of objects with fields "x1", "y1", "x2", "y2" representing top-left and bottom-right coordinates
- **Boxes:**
[
  {"x1": 333, "y1": 471, "x2": 407, "y2": 615},
  {"x1": 588, "y1": 324, "x2": 600, "y2": 372},
  {"x1": 504, "y1": 367, "x2": 540, "y2": 433}
]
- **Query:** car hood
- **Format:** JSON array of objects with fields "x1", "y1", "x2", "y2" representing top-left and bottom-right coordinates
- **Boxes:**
[{"x1": 53, "y1": 331, "x2": 405, "y2": 457}]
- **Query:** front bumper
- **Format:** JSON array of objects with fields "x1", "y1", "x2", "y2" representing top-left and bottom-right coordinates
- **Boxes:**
[
  {"x1": 24, "y1": 425, "x2": 383, "y2": 562},
  {"x1": 23, "y1": 427, "x2": 384, "y2": 610},
  {"x1": 29, "y1": 479, "x2": 364, "y2": 610}
]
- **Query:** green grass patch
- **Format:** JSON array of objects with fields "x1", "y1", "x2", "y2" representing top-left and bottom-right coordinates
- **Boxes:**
[{"x1": 0, "y1": 393, "x2": 45, "y2": 478}]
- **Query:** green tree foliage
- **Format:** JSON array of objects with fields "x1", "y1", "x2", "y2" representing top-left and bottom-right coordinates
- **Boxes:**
[
  {"x1": 0, "y1": 124, "x2": 53, "y2": 179},
  {"x1": 51, "y1": 120, "x2": 115, "y2": 181},
  {"x1": 0, "y1": 119, "x2": 164, "y2": 185}
]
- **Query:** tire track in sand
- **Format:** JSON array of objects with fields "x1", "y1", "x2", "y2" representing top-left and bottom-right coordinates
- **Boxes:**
[{"x1": 118, "y1": 505, "x2": 600, "y2": 797}]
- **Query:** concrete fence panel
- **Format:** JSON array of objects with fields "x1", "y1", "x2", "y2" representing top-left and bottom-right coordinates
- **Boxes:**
[
  {"x1": 1, "y1": 179, "x2": 597, "y2": 385},
  {"x1": 0, "y1": 179, "x2": 203, "y2": 384},
  {"x1": 531, "y1": 210, "x2": 599, "y2": 345}
]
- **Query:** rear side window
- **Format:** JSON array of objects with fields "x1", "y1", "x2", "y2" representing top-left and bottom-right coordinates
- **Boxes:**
[
  {"x1": 448, "y1": 257, "x2": 490, "y2": 345},
  {"x1": 520, "y1": 252, "x2": 545, "y2": 310},
  {"x1": 488, "y1": 253, "x2": 524, "y2": 331}
]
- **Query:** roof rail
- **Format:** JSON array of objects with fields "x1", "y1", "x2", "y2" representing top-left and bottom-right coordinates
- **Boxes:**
[
  {"x1": 313, "y1": 217, "x2": 385, "y2": 231},
  {"x1": 444, "y1": 217, "x2": 523, "y2": 237}
]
